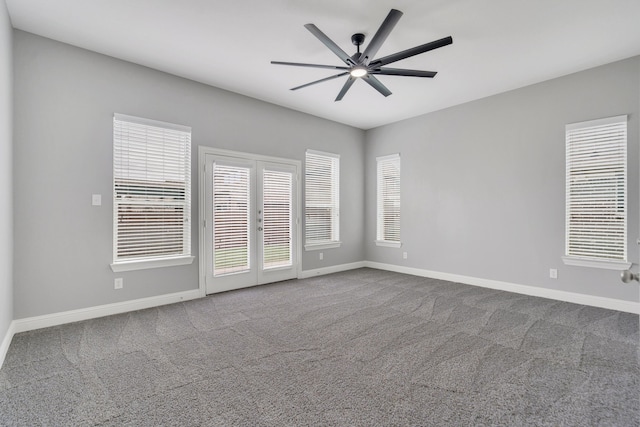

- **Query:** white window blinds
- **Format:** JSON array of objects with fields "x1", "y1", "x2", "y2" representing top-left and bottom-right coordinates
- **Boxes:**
[
  {"x1": 305, "y1": 150, "x2": 340, "y2": 248},
  {"x1": 565, "y1": 115, "x2": 627, "y2": 263},
  {"x1": 113, "y1": 114, "x2": 191, "y2": 264},
  {"x1": 377, "y1": 154, "x2": 401, "y2": 246},
  {"x1": 212, "y1": 163, "x2": 251, "y2": 276},
  {"x1": 263, "y1": 169, "x2": 293, "y2": 269}
]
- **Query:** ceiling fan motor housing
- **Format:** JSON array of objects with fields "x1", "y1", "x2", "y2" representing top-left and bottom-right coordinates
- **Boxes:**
[{"x1": 351, "y1": 33, "x2": 365, "y2": 47}]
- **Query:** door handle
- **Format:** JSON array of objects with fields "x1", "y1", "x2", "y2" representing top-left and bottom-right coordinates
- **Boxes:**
[
  {"x1": 258, "y1": 227, "x2": 263, "y2": 231},
  {"x1": 620, "y1": 270, "x2": 639, "y2": 283}
]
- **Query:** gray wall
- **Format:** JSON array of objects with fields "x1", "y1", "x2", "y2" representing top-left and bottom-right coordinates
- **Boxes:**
[
  {"x1": 13, "y1": 31, "x2": 365, "y2": 319},
  {"x1": 11, "y1": 28, "x2": 639, "y2": 321},
  {"x1": 0, "y1": 1, "x2": 13, "y2": 338},
  {"x1": 365, "y1": 57, "x2": 640, "y2": 303}
]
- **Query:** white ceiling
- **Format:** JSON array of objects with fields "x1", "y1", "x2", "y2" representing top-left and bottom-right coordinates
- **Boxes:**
[{"x1": 6, "y1": 0, "x2": 640, "y2": 130}]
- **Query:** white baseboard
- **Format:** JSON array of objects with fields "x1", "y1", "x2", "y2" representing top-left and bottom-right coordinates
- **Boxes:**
[
  {"x1": 7, "y1": 261, "x2": 367, "y2": 339},
  {"x1": 365, "y1": 261, "x2": 640, "y2": 314},
  {"x1": 3, "y1": 260, "x2": 636, "y2": 371},
  {"x1": 13, "y1": 288, "x2": 204, "y2": 334},
  {"x1": 0, "y1": 320, "x2": 16, "y2": 369},
  {"x1": 299, "y1": 261, "x2": 366, "y2": 279}
]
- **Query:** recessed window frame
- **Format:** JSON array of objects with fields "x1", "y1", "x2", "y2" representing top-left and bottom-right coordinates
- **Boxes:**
[
  {"x1": 562, "y1": 114, "x2": 630, "y2": 270},
  {"x1": 304, "y1": 149, "x2": 340, "y2": 251},
  {"x1": 111, "y1": 113, "x2": 194, "y2": 272},
  {"x1": 376, "y1": 153, "x2": 401, "y2": 248}
]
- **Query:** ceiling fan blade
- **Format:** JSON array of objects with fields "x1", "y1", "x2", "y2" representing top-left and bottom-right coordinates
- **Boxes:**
[
  {"x1": 304, "y1": 24, "x2": 356, "y2": 67},
  {"x1": 291, "y1": 72, "x2": 349, "y2": 91},
  {"x1": 335, "y1": 76, "x2": 356, "y2": 101},
  {"x1": 360, "y1": 9, "x2": 403, "y2": 65},
  {"x1": 362, "y1": 74, "x2": 392, "y2": 97},
  {"x1": 371, "y1": 68, "x2": 437, "y2": 78},
  {"x1": 370, "y1": 36, "x2": 453, "y2": 67},
  {"x1": 271, "y1": 61, "x2": 349, "y2": 71}
]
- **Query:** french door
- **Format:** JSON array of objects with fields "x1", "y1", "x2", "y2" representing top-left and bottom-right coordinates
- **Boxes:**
[{"x1": 202, "y1": 151, "x2": 299, "y2": 294}]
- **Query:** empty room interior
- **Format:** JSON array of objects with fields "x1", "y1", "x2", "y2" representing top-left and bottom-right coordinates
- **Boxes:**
[{"x1": 1, "y1": 0, "x2": 639, "y2": 425}]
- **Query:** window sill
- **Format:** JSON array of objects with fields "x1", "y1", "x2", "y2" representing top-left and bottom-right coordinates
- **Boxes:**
[
  {"x1": 305, "y1": 242, "x2": 341, "y2": 251},
  {"x1": 376, "y1": 240, "x2": 402, "y2": 248},
  {"x1": 110, "y1": 255, "x2": 195, "y2": 272},
  {"x1": 561, "y1": 256, "x2": 631, "y2": 271}
]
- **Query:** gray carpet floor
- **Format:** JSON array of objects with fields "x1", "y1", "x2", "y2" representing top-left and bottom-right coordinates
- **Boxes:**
[{"x1": 1, "y1": 268, "x2": 638, "y2": 426}]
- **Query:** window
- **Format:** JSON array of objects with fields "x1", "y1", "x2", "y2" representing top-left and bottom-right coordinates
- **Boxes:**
[
  {"x1": 111, "y1": 114, "x2": 193, "y2": 271},
  {"x1": 376, "y1": 154, "x2": 401, "y2": 247},
  {"x1": 305, "y1": 150, "x2": 340, "y2": 249},
  {"x1": 563, "y1": 115, "x2": 629, "y2": 269}
]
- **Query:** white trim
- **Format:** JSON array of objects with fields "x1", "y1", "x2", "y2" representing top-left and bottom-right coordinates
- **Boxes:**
[
  {"x1": 4, "y1": 260, "x2": 637, "y2": 370},
  {"x1": 113, "y1": 114, "x2": 192, "y2": 266},
  {"x1": 114, "y1": 113, "x2": 191, "y2": 133},
  {"x1": 198, "y1": 146, "x2": 302, "y2": 295},
  {"x1": 198, "y1": 146, "x2": 208, "y2": 297},
  {"x1": 200, "y1": 146, "x2": 301, "y2": 165},
  {"x1": 566, "y1": 114, "x2": 628, "y2": 131},
  {"x1": 110, "y1": 255, "x2": 194, "y2": 272},
  {"x1": 305, "y1": 242, "x2": 341, "y2": 251},
  {"x1": 0, "y1": 321, "x2": 16, "y2": 370},
  {"x1": 376, "y1": 240, "x2": 402, "y2": 248},
  {"x1": 299, "y1": 261, "x2": 366, "y2": 279},
  {"x1": 565, "y1": 115, "x2": 627, "y2": 262},
  {"x1": 562, "y1": 256, "x2": 632, "y2": 270},
  {"x1": 376, "y1": 153, "x2": 400, "y2": 162},
  {"x1": 12, "y1": 289, "x2": 204, "y2": 334},
  {"x1": 295, "y1": 169, "x2": 303, "y2": 281},
  {"x1": 365, "y1": 261, "x2": 640, "y2": 314},
  {"x1": 305, "y1": 149, "x2": 340, "y2": 159}
]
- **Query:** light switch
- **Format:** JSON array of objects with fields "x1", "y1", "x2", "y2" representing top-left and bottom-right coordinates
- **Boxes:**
[{"x1": 92, "y1": 194, "x2": 102, "y2": 206}]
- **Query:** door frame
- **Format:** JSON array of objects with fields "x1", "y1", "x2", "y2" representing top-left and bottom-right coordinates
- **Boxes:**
[{"x1": 197, "y1": 146, "x2": 302, "y2": 295}]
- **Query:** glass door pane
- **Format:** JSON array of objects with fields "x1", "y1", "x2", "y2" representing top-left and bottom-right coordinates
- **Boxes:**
[
  {"x1": 262, "y1": 169, "x2": 292, "y2": 270},
  {"x1": 212, "y1": 163, "x2": 251, "y2": 276},
  {"x1": 257, "y1": 161, "x2": 297, "y2": 285}
]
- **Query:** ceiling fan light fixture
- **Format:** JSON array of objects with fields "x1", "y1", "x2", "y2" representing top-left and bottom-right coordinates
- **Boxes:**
[{"x1": 350, "y1": 67, "x2": 367, "y2": 78}]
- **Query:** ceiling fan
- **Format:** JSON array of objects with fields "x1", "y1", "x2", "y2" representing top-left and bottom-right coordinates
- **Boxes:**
[{"x1": 271, "y1": 9, "x2": 453, "y2": 101}]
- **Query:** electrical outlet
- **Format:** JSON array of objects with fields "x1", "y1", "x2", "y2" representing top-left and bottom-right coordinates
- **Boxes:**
[
  {"x1": 403, "y1": 252, "x2": 408, "y2": 259},
  {"x1": 114, "y1": 278, "x2": 123, "y2": 289},
  {"x1": 549, "y1": 269, "x2": 558, "y2": 279},
  {"x1": 92, "y1": 194, "x2": 102, "y2": 206},
  {"x1": 319, "y1": 252, "x2": 323, "y2": 260}
]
